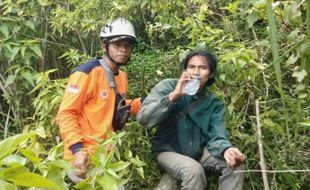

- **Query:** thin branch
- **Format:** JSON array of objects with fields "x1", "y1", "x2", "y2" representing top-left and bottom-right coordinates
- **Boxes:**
[
  {"x1": 4, "y1": 106, "x2": 10, "y2": 139},
  {"x1": 255, "y1": 100, "x2": 270, "y2": 190},
  {"x1": 75, "y1": 29, "x2": 88, "y2": 55},
  {"x1": 234, "y1": 169, "x2": 310, "y2": 173}
]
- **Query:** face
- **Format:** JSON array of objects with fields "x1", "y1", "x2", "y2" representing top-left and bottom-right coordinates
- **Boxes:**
[
  {"x1": 106, "y1": 39, "x2": 134, "y2": 64},
  {"x1": 185, "y1": 55, "x2": 214, "y2": 87}
]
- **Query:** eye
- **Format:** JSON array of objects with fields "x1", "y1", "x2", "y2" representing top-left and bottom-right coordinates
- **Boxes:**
[
  {"x1": 187, "y1": 65, "x2": 195, "y2": 69},
  {"x1": 199, "y1": 66, "x2": 208, "y2": 70},
  {"x1": 124, "y1": 43, "x2": 134, "y2": 49}
]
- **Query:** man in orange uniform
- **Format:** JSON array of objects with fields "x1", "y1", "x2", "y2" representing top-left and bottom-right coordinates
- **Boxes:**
[{"x1": 56, "y1": 17, "x2": 141, "y2": 179}]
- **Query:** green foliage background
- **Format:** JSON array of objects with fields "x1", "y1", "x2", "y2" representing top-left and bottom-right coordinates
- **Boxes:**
[{"x1": 0, "y1": 0, "x2": 309, "y2": 189}]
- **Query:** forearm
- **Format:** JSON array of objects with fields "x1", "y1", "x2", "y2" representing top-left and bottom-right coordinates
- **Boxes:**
[
  {"x1": 56, "y1": 111, "x2": 84, "y2": 149},
  {"x1": 137, "y1": 95, "x2": 176, "y2": 128}
]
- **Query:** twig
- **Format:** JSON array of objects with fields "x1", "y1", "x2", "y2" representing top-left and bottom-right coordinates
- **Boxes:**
[
  {"x1": 4, "y1": 106, "x2": 10, "y2": 139},
  {"x1": 75, "y1": 28, "x2": 88, "y2": 55},
  {"x1": 255, "y1": 100, "x2": 270, "y2": 190},
  {"x1": 234, "y1": 169, "x2": 310, "y2": 173}
]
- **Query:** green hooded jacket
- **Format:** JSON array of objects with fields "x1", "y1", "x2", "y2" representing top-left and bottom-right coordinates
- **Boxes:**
[{"x1": 137, "y1": 79, "x2": 232, "y2": 160}]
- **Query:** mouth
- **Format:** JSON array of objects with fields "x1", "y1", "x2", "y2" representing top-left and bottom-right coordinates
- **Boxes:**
[{"x1": 118, "y1": 55, "x2": 128, "y2": 59}]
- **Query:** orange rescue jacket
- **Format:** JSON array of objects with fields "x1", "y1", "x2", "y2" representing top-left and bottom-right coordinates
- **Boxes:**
[{"x1": 56, "y1": 59, "x2": 141, "y2": 160}]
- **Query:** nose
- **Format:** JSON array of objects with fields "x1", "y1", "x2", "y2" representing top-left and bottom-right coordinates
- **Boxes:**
[
  {"x1": 192, "y1": 67, "x2": 200, "y2": 76},
  {"x1": 119, "y1": 45, "x2": 127, "y2": 52}
]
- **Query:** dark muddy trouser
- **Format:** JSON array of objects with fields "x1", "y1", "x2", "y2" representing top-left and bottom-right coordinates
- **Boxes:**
[{"x1": 155, "y1": 147, "x2": 245, "y2": 190}]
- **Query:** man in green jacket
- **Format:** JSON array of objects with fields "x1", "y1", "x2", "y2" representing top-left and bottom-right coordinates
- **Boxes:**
[{"x1": 137, "y1": 50, "x2": 245, "y2": 190}]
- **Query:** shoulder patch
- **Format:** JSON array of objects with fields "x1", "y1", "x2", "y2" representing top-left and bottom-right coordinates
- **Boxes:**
[
  {"x1": 100, "y1": 90, "x2": 109, "y2": 100},
  {"x1": 67, "y1": 84, "x2": 80, "y2": 94},
  {"x1": 73, "y1": 59, "x2": 101, "y2": 74}
]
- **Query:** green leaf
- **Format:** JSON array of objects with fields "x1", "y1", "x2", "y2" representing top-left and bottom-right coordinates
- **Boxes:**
[
  {"x1": 20, "y1": 46, "x2": 26, "y2": 57},
  {"x1": 247, "y1": 11, "x2": 259, "y2": 28},
  {"x1": 295, "y1": 84, "x2": 305, "y2": 91},
  {"x1": 135, "y1": 167, "x2": 145, "y2": 179},
  {"x1": 74, "y1": 179, "x2": 93, "y2": 189},
  {"x1": 21, "y1": 71, "x2": 35, "y2": 86},
  {"x1": 96, "y1": 174, "x2": 118, "y2": 190},
  {"x1": 35, "y1": 126, "x2": 47, "y2": 138},
  {"x1": 262, "y1": 109, "x2": 278, "y2": 117},
  {"x1": 24, "y1": 20, "x2": 36, "y2": 32},
  {"x1": 0, "y1": 133, "x2": 35, "y2": 161},
  {"x1": 29, "y1": 45, "x2": 43, "y2": 58},
  {"x1": 299, "y1": 120, "x2": 310, "y2": 127},
  {"x1": 1, "y1": 164, "x2": 28, "y2": 178},
  {"x1": 9, "y1": 47, "x2": 20, "y2": 61},
  {"x1": 37, "y1": 0, "x2": 53, "y2": 6},
  {"x1": 299, "y1": 41, "x2": 310, "y2": 57},
  {"x1": 221, "y1": 1, "x2": 240, "y2": 15},
  {"x1": 0, "y1": 180, "x2": 17, "y2": 190},
  {"x1": 106, "y1": 169, "x2": 120, "y2": 178},
  {"x1": 45, "y1": 166, "x2": 67, "y2": 190},
  {"x1": 130, "y1": 155, "x2": 147, "y2": 167},
  {"x1": 263, "y1": 118, "x2": 284, "y2": 136},
  {"x1": 107, "y1": 161, "x2": 130, "y2": 172},
  {"x1": 4, "y1": 75, "x2": 15, "y2": 88},
  {"x1": 298, "y1": 93, "x2": 308, "y2": 99},
  {"x1": 5, "y1": 172, "x2": 60, "y2": 188},
  {"x1": 0, "y1": 24, "x2": 9, "y2": 38},
  {"x1": 19, "y1": 149, "x2": 43, "y2": 163}
]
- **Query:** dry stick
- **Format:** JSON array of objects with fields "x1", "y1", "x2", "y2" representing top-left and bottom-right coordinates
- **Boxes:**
[
  {"x1": 234, "y1": 169, "x2": 310, "y2": 173},
  {"x1": 255, "y1": 100, "x2": 270, "y2": 190}
]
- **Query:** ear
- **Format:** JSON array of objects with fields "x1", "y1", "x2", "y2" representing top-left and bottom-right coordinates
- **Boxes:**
[
  {"x1": 101, "y1": 42, "x2": 107, "y2": 53},
  {"x1": 101, "y1": 42, "x2": 106, "y2": 50}
]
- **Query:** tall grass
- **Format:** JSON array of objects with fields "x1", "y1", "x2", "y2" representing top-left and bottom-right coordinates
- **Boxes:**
[
  {"x1": 266, "y1": 0, "x2": 282, "y2": 90},
  {"x1": 304, "y1": 0, "x2": 310, "y2": 85}
]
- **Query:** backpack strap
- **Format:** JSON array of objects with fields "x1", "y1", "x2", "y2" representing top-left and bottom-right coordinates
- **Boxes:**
[
  {"x1": 98, "y1": 59, "x2": 117, "y2": 94},
  {"x1": 99, "y1": 59, "x2": 130, "y2": 131}
]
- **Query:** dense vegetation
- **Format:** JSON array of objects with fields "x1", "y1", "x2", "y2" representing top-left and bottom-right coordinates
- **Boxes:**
[{"x1": 0, "y1": 0, "x2": 309, "y2": 189}]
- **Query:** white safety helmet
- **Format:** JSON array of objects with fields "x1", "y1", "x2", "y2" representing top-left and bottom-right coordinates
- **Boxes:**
[{"x1": 100, "y1": 17, "x2": 136, "y2": 43}]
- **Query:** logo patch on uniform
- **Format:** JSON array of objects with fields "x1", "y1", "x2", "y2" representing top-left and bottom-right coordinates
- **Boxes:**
[
  {"x1": 100, "y1": 90, "x2": 108, "y2": 99},
  {"x1": 67, "y1": 84, "x2": 80, "y2": 94}
]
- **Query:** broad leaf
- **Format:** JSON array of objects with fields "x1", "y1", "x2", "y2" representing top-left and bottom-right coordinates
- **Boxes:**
[
  {"x1": 247, "y1": 11, "x2": 259, "y2": 28},
  {"x1": 135, "y1": 167, "x2": 145, "y2": 179},
  {"x1": 29, "y1": 45, "x2": 43, "y2": 58},
  {"x1": 0, "y1": 24, "x2": 9, "y2": 38},
  {"x1": 5, "y1": 172, "x2": 60, "y2": 189},
  {"x1": 4, "y1": 75, "x2": 15, "y2": 88},
  {"x1": 0, "y1": 180, "x2": 17, "y2": 190},
  {"x1": 96, "y1": 174, "x2": 118, "y2": 190},
  {"x1": 0, "y1": 133, "x2": 35, "y2": 161},
  {"x1": 21, "y1": 71, "x2": 35, "y2": 87},
  {"x1": 24, "y1": 20, "x2": 35, "y2": 31},
  {"x1": 107, "y1": 161, "x2": 130, "y2": 172},
  {"x1": 19, "y1": 149, "x2": 43, "y2": 163},
  {"x1": 9, "y1": 47, "x2": 20, "y2": 62}
]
